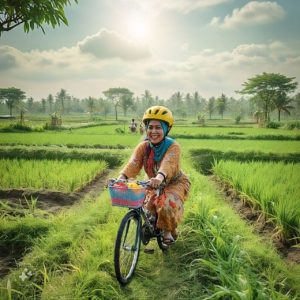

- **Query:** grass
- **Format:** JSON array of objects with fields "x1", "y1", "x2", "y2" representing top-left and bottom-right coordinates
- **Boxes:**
[
  {"x1": 0, "y1": 158, "x2": 107, "y2": 192},
  {"x1": 213, "y1": 160, "x2": 300, "y2": 243},
  {"x1": 0, "y1": 119, "x2": 299, "y2": 299},
  {"x1": 1, "y1": 159, "x2": 299, "y2": 299}
]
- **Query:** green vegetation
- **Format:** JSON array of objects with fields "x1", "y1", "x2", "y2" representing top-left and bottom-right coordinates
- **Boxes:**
[
  {"x1": 191, "y1": 148, "x2": 300, "y2": 174},
  {"x1": 0, "y1": 145, "x2": 125, "y2": 168},
  {"x1": 0, "y1": 163, "x2": 299, "y2": 299},
  {"x1": 213, "y1": 160, "x2": 300, "y2": 243},
  {"x1": 0, "y1": 158, "x2": 107, "y2": 192},
  {"x1": 0, "y1": 114, "x2": 299, "y2": 299}
]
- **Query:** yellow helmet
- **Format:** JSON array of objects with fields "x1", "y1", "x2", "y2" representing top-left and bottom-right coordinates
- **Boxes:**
[{"x1": 142, "y1": 106, "x2": 174, "y2": 127}]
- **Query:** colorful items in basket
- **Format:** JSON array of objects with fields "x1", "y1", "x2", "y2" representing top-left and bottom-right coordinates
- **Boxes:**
[{"x1": 109, "y1": 181, "x2": 146, "y2": 208}]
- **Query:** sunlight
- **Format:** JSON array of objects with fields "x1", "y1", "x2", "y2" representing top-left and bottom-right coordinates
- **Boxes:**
[{"x1": 126, "y1": 14, "x2": 149, "y2": 41}]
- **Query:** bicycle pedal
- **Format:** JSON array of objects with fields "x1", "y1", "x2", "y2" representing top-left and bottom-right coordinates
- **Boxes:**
[{"x1": 144, "y1": 248, "x2": 155, "y2": 254}]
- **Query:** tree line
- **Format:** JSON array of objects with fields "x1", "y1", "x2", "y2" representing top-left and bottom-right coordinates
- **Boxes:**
[{"x1": 0, "y1": 73, "x2": 299, "y2": 123}]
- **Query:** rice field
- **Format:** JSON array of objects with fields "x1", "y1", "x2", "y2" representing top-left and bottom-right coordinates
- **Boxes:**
[
  {"x1": 0, "y1": 158, "x2": 107, "y2": 192},
  {"x1": 0, "y1": 118, "x2": 299, "y2": 299},
  {"x1": 213, "y1": 160, "x2": 300, "y2": 243}
]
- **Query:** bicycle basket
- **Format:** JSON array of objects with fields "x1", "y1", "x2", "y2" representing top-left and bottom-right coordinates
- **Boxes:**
[{"x1": 108, "y1": 184, "x2": 146, "y2": 208}]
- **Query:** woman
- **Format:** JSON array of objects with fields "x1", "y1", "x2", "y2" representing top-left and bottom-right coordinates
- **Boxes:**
[{"x1": 118, "y1": 106, "x2": 190, "y2": 244}]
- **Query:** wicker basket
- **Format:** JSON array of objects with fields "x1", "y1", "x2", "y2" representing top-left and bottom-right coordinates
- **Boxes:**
[{"x1": 109, "y1": 184, "x2": 146, "y2": 208}]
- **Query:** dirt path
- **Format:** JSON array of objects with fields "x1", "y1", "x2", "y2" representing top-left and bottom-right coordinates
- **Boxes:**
[{"x1": 209, "y1": 175, "x2": 300, "y2": 264}]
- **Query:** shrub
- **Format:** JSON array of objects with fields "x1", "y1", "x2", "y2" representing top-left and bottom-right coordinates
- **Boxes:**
[
  {"x1": 285, "y1": 121, "x2": 300, "y2": 130},
  {"x1": 266, "y1": 121, "x2": 281, "y2": 129}
]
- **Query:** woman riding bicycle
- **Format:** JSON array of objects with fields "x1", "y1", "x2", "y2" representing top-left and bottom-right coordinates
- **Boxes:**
[{"x1": 118, "y1": 106, "x2": 190, "y2": 245}]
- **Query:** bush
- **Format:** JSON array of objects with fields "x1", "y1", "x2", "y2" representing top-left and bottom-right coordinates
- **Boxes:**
[
  {"x1": 285, "y1": 121, "x2": 300, "y2": 130},
  {"x1": 235, "y1": 115, "x2": 241, "y2": 124},
  {"x1": 266, "y1": 121, "x2": 281, "y2": 129}
]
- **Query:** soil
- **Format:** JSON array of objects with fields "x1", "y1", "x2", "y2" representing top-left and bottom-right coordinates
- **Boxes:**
[
  {"x1": 210, "y1": 175, "x2": 300, "y2": 265},
  {"x1": 0, "y1": 170, "x2": 111, "y2": 213},
  {"x1": 0, "y1": 170, "x2": 112, "y2": 278}
]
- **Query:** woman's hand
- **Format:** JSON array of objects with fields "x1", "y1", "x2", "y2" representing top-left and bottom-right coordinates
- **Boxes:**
[{"x1": 149, "y1": 173, "x2": 164, "y2": 188}]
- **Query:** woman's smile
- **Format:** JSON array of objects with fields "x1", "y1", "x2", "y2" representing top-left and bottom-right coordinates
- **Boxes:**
[{"x1": 147, "y1": 120, "x2": 164, "y2": 144}]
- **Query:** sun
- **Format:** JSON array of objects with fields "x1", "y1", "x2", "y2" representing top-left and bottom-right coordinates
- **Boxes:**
[{"x1": 126, "y1": 14, "x2": 149, "y2": 41}]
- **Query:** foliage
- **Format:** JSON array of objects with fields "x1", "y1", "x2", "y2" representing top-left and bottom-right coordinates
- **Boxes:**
[
  {"x1": 266, "y1": 121, "x2": 281, "y2": 129},
  {"x1": 0, "y1": 123, "x2": 33, "y2": 132},
  {"x1": 0, "y1": 158, "x2": 107, "y2": 192},
  {"x1": 0, "y1": 145, "x2": 124, "y2": 168},
  {"x1": 0, "y1": 0, "x2": 78, "y2": 34},
  {"x1": 190, "y1": 148, "x2": 300, "y2": 174},
  {"x1": 273, "y1": 92, "x2": 294, "y2": 121},
  {"x1": 216, "y1": 93, "x2": 228, "y2": 119},
  {"x1": 213, "y1": 160, "x2": 300, "y2": 243},
  {"x1": 235, "y1": 115, "x2": 241, "y2": 124},
  {"x1": 238, "y1": 72, "x2": 298, "y2": 123},
  {"x1": 103, "y1": 88, "x2": 134, "y2": 120},
  {"x1": 284, "y1": 121, "x2": 300, "y2": 130},
  {"x1": 0, "y1": 87, "x2": 26, "y2": 116}
]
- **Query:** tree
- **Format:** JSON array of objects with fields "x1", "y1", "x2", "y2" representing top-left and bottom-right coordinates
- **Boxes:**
[
  {"x1": 141, "y1": 90, "x2": 153, "y2": 111},
  {"x1": 0, "y1": 87, "x2": 26, "y2": 116},
  {"x1": 27, "y1": 97, "x2": 34, "y2": 112},
  {"x1": 120, "y1": 93, "x2": 134, "y2": 116},
  {"x1": 47, "y1": 94, "x2": 54, "y2": 114},
  {"x1": 238, "y1": 72, "x2": 298, "y2": 123},
  {"x1": 41, "y1": 98, "x2": 47, "y2": 114},
  {"x1": 207, "y1": 97, "x2": 215, "y2": 120},
  {"x1": 103, "y1": 88, "x2": 134, "y2": 120},
  {"x1": 99, "y1": 98, "x2": 111, "y2": 119},
  {"x1": 55, "y1": 88, "x2": 68, "y2": 115},
  {"x1": 86, "y1": 96, "x2": 96, "y2": 114},
  {"x1": 273, "y1": 92, "x2": 294, "y2": 121},
  {"x1": 216, "y1": 93, "x2": 227, "y2": 119},
  {"x1": 0, "y1": 0, "x2": 78, "y2": 35}
]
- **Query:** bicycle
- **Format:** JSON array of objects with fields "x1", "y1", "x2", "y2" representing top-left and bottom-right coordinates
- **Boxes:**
[{"x1": 108, "y1": 179, "x2": 169, "y2": 285}]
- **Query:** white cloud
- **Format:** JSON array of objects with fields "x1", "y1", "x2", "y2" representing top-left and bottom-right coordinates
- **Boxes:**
[
  {"x1": 210, "y1": 1, "x2": 286, "y2": 28},
  {"x1": 0, "y1": 38, "x2": 299, "y2": 100},
  {"x1": 126, "y1": 0, "x2": 231, "y2": 14},
  {"x1": 78, "y1": 29, "x2": 151, "y2": 60}
]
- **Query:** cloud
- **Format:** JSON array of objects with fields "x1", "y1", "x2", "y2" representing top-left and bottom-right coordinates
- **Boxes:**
[
  {"x1": 78, "y1": 29, "x2": 151, "y2": 60},
  {"x1": 0, "y1": 38, "x2": 299, "y2": 100},
  {"x1": 0, "y1": 46, "x2": 20, "y2": 70},
  {"x1": 210, "y1": 1, "x2": 286, "y2": 28},
  {"x1": 126, "y1": 0, "x2": 230, "y2": 14}
]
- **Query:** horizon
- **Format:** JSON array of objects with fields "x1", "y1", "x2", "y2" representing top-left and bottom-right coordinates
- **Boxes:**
[{"x1": 0, "y1": 0, "x2": 300, "y2": 101}]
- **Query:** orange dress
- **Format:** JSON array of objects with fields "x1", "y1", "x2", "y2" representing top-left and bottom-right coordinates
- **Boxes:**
[{"x1": 120, "y1": 140, "x2": 190, "y2": 232}]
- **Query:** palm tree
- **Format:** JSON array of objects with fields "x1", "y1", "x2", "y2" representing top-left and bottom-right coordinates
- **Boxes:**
[
  {"x1": 207, "y1": 97, "x2": 215, "y2": 120},
  {"x1": 47, "y1": 94, "x2": 54, "y2": 114},
  {"x1": 273, "y1": 92, "x2": 294, "y2": 121}
]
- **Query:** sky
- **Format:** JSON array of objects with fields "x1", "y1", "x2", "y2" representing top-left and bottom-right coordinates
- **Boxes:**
[{"x1": 0, "y1": 0, "x2": 300, "y2": 101}]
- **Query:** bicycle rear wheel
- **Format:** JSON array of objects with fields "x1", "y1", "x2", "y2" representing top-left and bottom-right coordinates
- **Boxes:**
[{"x1": 114, "y1": 210, "x2": 141, "y2": 285}]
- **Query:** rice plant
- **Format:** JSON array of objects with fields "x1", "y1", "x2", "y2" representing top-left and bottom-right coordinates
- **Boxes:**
[
  {"x1": 213, "y1": 160, "x2": 300, "y2": 243},
  {"x1": 0, "y1": 158, "x2": 107, "y2": 192}
]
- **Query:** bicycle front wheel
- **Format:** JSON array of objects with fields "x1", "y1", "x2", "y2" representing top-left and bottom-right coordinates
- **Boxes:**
[{"x1": 114, "y1": 210, "x2": 141, "y2": 285}]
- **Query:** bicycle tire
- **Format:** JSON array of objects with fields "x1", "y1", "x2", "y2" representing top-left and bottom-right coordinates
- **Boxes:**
[{"x1": 114, "y1": 210, "x2": 141, "y2": 285}]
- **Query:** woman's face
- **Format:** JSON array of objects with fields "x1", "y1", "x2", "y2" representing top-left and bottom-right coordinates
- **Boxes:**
[{"x1": 146, "y1": 120, "x2": 164, "y2": 144}]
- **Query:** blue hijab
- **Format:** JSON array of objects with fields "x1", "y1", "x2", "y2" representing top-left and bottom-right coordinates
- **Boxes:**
[{"x1": 146, "y1": 121, "x2": 174, "y2": 162}]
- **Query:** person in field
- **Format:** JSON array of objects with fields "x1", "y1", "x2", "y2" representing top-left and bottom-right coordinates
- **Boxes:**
[
  {"x1": 118, "y1": 106, "x2": 190, "y2": 244},
  {"x1": 129, "y1": 118, "x2": 137, "y2": 133}
]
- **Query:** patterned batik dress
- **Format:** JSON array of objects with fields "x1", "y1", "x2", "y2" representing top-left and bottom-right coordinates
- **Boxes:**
[{"x1": 120, "y1": 140, "x2": 190, "y2": 232}]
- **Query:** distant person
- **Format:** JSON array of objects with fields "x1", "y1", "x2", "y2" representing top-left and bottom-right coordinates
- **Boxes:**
[
  {"x1": 139, "y1": 123, "x2": 145, "y2": 135},
  {"x1": 129, "y1": 118, "x2": 137, "y2": 133},
  {"x1": 118, "y1": 106, "x2": 190, "y2": 245}
]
